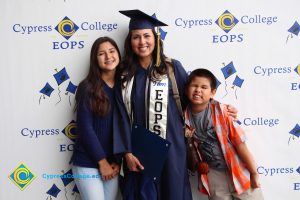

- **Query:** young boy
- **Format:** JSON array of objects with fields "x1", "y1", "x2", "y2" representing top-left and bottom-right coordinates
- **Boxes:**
[{"x1": 185, "y1": 68, "x2": 264, "y2": 200}]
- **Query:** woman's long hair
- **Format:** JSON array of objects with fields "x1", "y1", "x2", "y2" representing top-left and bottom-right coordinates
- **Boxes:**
[
  {"x1": 121, "y1": 29, "x2": 168, "y2": 85},
  {"x1": 75, "y1": 36, "x2": 121, "y2": 117}
]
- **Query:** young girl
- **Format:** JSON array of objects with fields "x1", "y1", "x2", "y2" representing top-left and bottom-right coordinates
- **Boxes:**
[{"x1": 71, "y1": 36, "x2": 122, "y2": 200}]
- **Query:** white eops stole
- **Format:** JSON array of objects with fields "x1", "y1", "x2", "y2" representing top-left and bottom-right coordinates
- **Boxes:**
[
  {"x1": 148, "y1": 75, "x2": 168, "y2": 139},
  {"x1": 122, "y1": 74, "x2": 169, "y2": 139}
]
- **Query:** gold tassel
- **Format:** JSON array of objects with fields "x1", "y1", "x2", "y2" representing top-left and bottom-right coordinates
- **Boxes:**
[{"x1": 155, "y1": 27, "x2": 161, "y2": 67}]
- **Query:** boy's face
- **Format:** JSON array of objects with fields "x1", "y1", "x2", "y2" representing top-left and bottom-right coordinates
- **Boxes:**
[{"x1": 186, "y1": 76, "x2": 216, "y2": 107}]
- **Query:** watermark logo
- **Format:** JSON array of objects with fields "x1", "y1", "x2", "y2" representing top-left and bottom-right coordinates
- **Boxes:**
[
  {"x1": 55, "y1": 16, "x2": 79, "y2": 40},
  {"x1": 215, "y1": 10, "x2": 239, "y2": 33},
  {"x1": 8, "y1": 163, "x2": 36, "y2": 190}
]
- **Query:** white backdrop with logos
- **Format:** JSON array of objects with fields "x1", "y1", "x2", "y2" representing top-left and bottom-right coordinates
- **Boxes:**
[{"x1": 1, "y1": 0, "x2": 300, "y2": 199}]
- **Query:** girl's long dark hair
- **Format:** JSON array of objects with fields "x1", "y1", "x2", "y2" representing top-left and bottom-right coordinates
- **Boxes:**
[
  {"x1": 121, "y1": 29, "x2": 168, "y2": 85},
  {"x1": 75, "y1": 36, "x2": 121, "y2": 117}
]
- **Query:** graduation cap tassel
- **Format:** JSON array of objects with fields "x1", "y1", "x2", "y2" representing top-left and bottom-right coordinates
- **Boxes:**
[{"x1": 155, "y1": 27, "x2": 161, "y2": 67}]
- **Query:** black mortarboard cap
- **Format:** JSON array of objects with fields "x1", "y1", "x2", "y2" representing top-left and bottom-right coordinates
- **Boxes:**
[
  {"x1": 119, "y1": 9, "x2": 167, "y2": 30},
  {"x1": 131, "y1": 124, "x2": 171, "y2": 181}
]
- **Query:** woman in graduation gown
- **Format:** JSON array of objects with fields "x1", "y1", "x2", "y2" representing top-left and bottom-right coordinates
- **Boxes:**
[{"x1": 113, "y1": 9, "x2": 192, "y2": 200}]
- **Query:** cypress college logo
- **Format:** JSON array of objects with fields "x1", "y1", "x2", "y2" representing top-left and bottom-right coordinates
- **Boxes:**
[
  {"x1": 215, "y1": 10, "x2": 239, "y2": 33},
  {"x1": 8, "y1": 163, "x2": 36, "y2": 190},
  {"x1": 55, "y1": 16, "x2": 79, "y2": 40},
  {"x1": 12, "y1": 16, "x2": 118, "y2": 50},
  {"x1": 213, "y1": 10, "x2": 243, "y2": 43}
]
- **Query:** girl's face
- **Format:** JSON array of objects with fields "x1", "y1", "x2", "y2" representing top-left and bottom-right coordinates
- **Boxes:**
[
  {"x1": 97, "y1": 41, "x2": 119, "y2": 72},
  {"x1": 130, "y1": 29, "x2": 155, "y2": 61}
]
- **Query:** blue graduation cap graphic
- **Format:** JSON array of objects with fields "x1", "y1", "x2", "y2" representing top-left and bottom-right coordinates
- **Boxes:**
[
  {"x1": 46, "y1": 184, "x2": 61, "y2": 199},
  {"x1": 56, "y1": 169, "x2": 76, "y2": 200},
  {"x1": 232, "y1": 75, "x2": 244, "y2": 99},
  {"x1": 232, "y1": 75, "x2": 244, "y2": 88},
  {"x1": 286, "y1": 21, "x2": 300, "y2": 43},
  {"x1": 72, "y1": 184, "x2": 79, "y2": 194},
  {"x1": 288, "y1": 21, "x2": 300, "y2": 36},
  {"x1": 221, "y1": 62, "x2": 237, "y2": 79},
  {"x1": 53, "y1": 68, "x2": 70, "y2": 105},
  {"x1": 216, "y1": 77, "x2": 221, "y2": 89},
  {"x1": 288, "y1": 124, "x2": 300, "y2": 145},
  {"x1": 53, "y1": 68, "x2": 70, "y2": 86},
  {"x1": 159, "y1": 28, "x2": 167, "y2": 40},
  {"x1": 62, "y1": 120, "x2": 77, "y2": 142},
  {"x1": 66, "y1": 81, "x2": 77, "y2": 94},
  {"x1": 152, "y1": 13, "x2": 167, "y2": 40},
  {"x1": 221, "y1": 62, "x2": 237, "y2": 98},
  {"x1": 65, "y1": 81, "x2": 78, "y2": 106},
  {"x1": 71, "y1": 184, "x2": 80, "y2": 198},
  {"x1": 39, "y1": 82, "x2": 54, "y2": 104},
  {"x1": 60, "y1": 169, "x2": 74, "y2": 187},
  {"x1": 294, "y1": 64, "x2": 300, "y2": 76}
]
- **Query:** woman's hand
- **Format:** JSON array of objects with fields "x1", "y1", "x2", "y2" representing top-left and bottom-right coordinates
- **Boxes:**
[
  {"x1": 125, "y1": 153, "x2": 144, "y2": 172},
  {"x1": 110, "y1": 162, "x2": 120, "y2": 177},
  {"x1": 98, "y1": 159, "x2": 114, "y2": 181}
]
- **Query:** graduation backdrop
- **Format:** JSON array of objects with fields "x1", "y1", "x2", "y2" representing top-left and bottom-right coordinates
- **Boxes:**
[{"x1": 1, "y1": 0, "x2": 300, "y2": 199}]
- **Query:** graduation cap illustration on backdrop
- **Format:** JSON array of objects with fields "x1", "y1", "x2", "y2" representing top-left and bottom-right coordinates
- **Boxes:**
[
  {"x1": 60, "y1": 169, "x2": 74, "y2": 187},
  {"x1": 39, "y1": 82, "x2": 55, "y2": 104},
  {"x1": 71, "y1": 184, "x2": 80, "y2": 198},
  {"x1": 151, "y1": 13, "x2": 167, "y2": 40},
  {"x1": 72, "y1": 184, "x2": 80, "y2": 194},
  {"x1": 46, "y1": 184, "x2": 61, "y2": 199},
  {"x1": 53, "y1": 68, "x2": 70, "y2": 105},
  {"x1": 221, "y1": 61, "x2": 237, "y2": 79},
  {"x1": 119, "y1": 9, "x2": 168, "y2": 67},
  {"x1": 216, "y1": 77, "x2": 221, "y2": 89},
  {"x1": 53, "y1": 68, "x2": 70, "y2": 86},
  {"x1": 59, "y1": 169, "x2": 75, "y2": 200},
  {"x1": 220, "y1": 62, "x2": 237, "y2": 98},
  {"x1": 286, "y1": 21, "x2": 300, "y2": 43},
  {"x1": 65, "y1": 81, "x2": 78, "y2": 106},
  {"x1": 288, "y1": 124, "x2": 300, "y2": 145},
  {"x1": 232, "y1": 75, "x2": 244, "y2": 99}
]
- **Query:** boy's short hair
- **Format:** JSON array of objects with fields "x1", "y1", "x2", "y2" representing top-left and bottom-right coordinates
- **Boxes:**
[{"x1": 186, "y1": 68, "x2": 217, "y2": 90}]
